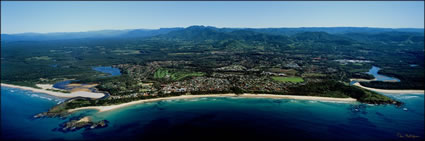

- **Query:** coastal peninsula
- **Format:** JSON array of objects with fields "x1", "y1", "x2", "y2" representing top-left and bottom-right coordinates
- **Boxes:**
[{"x1": 2, "y1": 26, "x2": 423, "y2": 133}]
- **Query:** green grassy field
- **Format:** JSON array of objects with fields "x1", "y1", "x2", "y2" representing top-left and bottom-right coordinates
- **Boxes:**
[
  {"x1": 272, "y1": 76, "x2": 304, "y2": 83},
  {"x1": 154, "y1": 68, "x2": 204, "y2": 81}
]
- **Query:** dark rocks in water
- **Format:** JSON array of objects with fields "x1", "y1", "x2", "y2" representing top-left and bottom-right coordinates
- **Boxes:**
[
  {"x1": 350, "y1": 104, "x2": 367, "y2": 113},
  {"x1": 58, "y1": 120, "x2": 87, "y2": 132},
  {"x1": 33, "y1": 113, "x2": 45, "y2": 118},
  {"x1": 392, "y1": 101, "x2": 404, "y2": 107},
  {"x1": 89, "y1": 120, "x2": 109, "y2": 129},
  {"x1": 33, "y1": 111, "x2": 69, "y2": 119},
  {"x1": 34, "y1": 97, "x2": 94, "y2": 119},
  {"x1": 56, "y1": 117, "x2": 109, "y2": 132}
]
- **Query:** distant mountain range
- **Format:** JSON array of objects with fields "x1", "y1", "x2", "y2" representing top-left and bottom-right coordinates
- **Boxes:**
[
  {"x1": 0, "y1": 28, "x2": 183, "y2": 42},
  {"x1": 1, "y1": 25, "x2": 423, "y2": 42}
]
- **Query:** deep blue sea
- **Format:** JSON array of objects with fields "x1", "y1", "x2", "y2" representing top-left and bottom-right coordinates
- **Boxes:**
[{"x1": 1, "y1": 86, "x2": 423, "y2": 140}]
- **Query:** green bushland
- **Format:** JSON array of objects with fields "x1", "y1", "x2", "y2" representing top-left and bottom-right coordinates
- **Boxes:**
[
  {"x1": 2, "y1": 28, "x2": 423, "y2": 91},
  {"x1": 95, "y1": 75, "x2": 150, "y2": 96},
  {"x1": 302, "y1": 73, "x2": 326, "y2": 77},
  {"x1": 287, "y1": 80, "x2": 402, "y2": 105}
]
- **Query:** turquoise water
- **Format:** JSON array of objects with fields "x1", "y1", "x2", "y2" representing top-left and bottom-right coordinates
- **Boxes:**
[
  {"x1": 92, "y1": 66, "x2": 121, "y2": 77},
  {"x1": 1, "y1": 86, "x2": 424, "y2": 140}
]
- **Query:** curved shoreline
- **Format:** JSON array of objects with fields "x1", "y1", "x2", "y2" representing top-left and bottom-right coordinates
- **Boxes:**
[
  {"x1": 1, "y1": 83, "x2": 105, "y2": 99},
  {"x1": 353, "y1": 82, "x2": 424, "y2": 94},
  {"x1": 68, "y1": 94, "x2": 357, "y2": 113},
  {"x1": 349, "y1": 78, "x2": 377, "y2": 82}
]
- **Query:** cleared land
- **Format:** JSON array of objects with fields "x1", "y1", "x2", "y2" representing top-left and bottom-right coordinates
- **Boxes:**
[
  {"x1": 154, "y1": 68, "x2": 204, "y2": 81},
  {"x1": 272, "y1": 76, "x2": 304, "y2": 83}
]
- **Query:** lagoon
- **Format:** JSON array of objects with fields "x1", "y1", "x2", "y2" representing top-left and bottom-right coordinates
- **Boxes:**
[
  {"x1": 367, "y1": 66, "x2": 400, "y2": 82},
  {"x1": 350, "y1": 66, "x2": 401, "y2": 85},
  {"x1": 92, "y1": 66, "x2": 121, "y2": 77}
]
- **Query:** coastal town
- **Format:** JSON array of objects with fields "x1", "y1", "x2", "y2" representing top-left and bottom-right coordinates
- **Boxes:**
[{"x1": 1, "y1": 25, "x2": 423, "y2": 136}]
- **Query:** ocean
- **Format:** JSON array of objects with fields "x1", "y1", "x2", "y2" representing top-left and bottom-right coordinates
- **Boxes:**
[{"x1": 1, "y1": 86, "x2": 424, "y2": 140}]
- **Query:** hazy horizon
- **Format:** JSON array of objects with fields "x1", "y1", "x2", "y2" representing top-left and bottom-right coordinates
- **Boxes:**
[
  {"x1": 1, "y1": 1, "x2": 424, "y2": 34},
  {"x1": 2, "y1": 25, "x2": 424, "y2": 35}
]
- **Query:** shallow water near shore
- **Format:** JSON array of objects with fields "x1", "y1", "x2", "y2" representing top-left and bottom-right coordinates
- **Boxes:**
[{"x1": 1, "y1": 86, "x2": 424, "y2": 140}]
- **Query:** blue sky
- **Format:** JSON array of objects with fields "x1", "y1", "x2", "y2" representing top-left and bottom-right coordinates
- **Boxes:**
[{"x1": 1, "y1": 1, "x2": 424, "y2": 34}]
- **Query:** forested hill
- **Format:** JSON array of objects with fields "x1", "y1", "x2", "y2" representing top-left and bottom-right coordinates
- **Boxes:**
[
  {"x1": 0, "y1": 28, "x2": 183, "y2": 42},
  {"x1": 2, "y1": 25, "x2": 423, "y2": 42}
]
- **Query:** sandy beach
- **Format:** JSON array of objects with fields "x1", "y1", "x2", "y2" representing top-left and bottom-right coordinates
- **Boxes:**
[
  {"x1": 66, "y1": 83, "x2": 99, "y2": 92},
  {"x1": 1, "y1": 83, "x2": 105, "y2": 98},
  {"x1": 350, "y1": 78, "x2": 377, "y2": 82},
  {"x1": 77, "y1": 116, "x2": 91, "y2": 123},
  {"x1": 68, "y1": 93, "x2": 357, "y2": 113},
  {"x1": 353, "y1": 82, "x2": 424, "y2": 94},
  {"x1": 36, "y1": 84, "x2": 64, "y2": 91},
  {"x1": 350, "y1": 78, "x2": 399, "y2": 83}
]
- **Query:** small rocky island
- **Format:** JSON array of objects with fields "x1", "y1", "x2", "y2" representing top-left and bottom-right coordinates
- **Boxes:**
[
  {"x1": 53, "y1": 117, "x2": 109, "y2": 132},
  {"x1": 33, "y1": 98, "x2": 109, "y2": 132}
]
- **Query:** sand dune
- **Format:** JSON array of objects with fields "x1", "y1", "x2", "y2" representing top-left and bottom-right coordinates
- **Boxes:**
[
  {"x1": 1, "y1": 83, "x2": 105, "y2": 98},
  {"x1": 353, "y1": 82, "x2": 424, "y2": 94}
]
